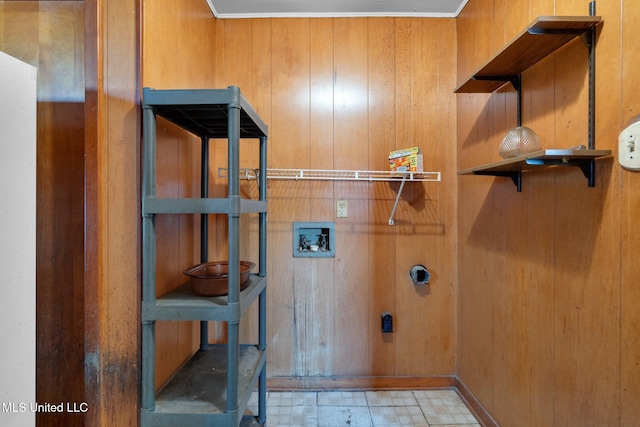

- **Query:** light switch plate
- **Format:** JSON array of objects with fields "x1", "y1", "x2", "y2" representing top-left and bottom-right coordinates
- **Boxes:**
[{"x1": 619, "y1": 121, "x2": 640, "y2": 171}]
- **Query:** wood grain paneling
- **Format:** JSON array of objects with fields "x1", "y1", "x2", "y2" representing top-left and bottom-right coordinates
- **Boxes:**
[
  {"x1": 84, "y1": 0, "x2": 140, "y2": 425},
  {"x1": 367, "y1": 17, "x2": 397, "y2": 376},
  {"x1": 457, "y1": 0, "x2": 638, "y2": 425},
  {"x1": 142, "y1": 9, "x2": 458, "y2": 386},
  {"x1": 332, "y1": 17, "x2": 371, "y2": 376},
  {"x1": 620, "y1": 0, "x2": 640, "y2": 425}
]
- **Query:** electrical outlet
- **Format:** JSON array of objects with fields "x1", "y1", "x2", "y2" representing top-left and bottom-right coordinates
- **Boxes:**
[
  {"x1": 336, "y1": 200, "x2": 348, "y2": 218},
  {"x1": 381, "y1": 312, "x2": 393, "y2": 333}
]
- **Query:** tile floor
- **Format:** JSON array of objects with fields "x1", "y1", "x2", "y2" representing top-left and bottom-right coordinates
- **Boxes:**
[{"x1": 245, "y1": 390, "x2": 481, "y2": 426}]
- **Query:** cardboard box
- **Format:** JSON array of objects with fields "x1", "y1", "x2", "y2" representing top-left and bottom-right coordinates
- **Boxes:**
[{"x1": 389, "y1": 147, "x2": 423, "y2": 172}]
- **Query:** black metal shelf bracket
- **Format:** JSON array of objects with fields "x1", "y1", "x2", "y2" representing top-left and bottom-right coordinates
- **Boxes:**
[
  {"x1": 474, "y1": 170, "x2": 522, "y2": 192},
  {"x1": 525, "y1": 157, "x2": 597, "y2": 187},
  {"x1": 472, "y1": 159, "x2": 596, "y2": 192}
]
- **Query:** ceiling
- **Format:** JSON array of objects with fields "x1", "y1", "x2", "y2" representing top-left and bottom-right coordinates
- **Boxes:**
[{"x1": 205, "y1": 0, "x2": 469, "y2": 19}]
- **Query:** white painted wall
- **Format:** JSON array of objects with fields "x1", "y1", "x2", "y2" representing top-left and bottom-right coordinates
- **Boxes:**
[{"x1": 0, "y1": 51, "x2": 37, "y2": 427}]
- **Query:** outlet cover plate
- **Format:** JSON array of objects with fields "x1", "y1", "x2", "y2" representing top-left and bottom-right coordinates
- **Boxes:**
[{"x1": 337, "y1": 200, "x2": 348, "y2": 218}]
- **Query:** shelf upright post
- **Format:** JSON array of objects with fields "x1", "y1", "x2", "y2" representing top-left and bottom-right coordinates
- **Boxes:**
[
  {"x1": 258, "y1": 134, "x2": 268, "y2": 424},
  {"x1": 200, "y1": 135, "x2": 210, "y2": 351},
  {"x1": 587, "y1": 1, "x2": 598, "y2": 187},
  {"x1": 513, "y1": 75, "x2": 522, "y2": 127},
  {"x1": 141, "y1": 101, "x2": 156, "y2": 412},
  {"x1": 258, "y1": 134, "x2": 267, "y2": 299},
  {"x1": 588, "y1": 1, "x2": 596, "y2": 150},
  {"x1": 226, "y1": 87, "x2": 241, "y2": 416}
]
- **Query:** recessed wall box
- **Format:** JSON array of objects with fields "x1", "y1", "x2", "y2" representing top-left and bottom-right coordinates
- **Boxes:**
[{"x1": 293, "y1": 222, "x2": 335, "y2": 258}]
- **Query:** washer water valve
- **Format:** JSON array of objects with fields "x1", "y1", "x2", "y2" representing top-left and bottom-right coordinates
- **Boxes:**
[{"x1": 410, "y1": 264, "x2": 430, "y2": 285}]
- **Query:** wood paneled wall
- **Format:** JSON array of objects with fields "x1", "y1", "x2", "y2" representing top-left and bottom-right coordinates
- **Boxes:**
[
  {"x1": 142, "y1": 0, "x2": 458, "y2": 386},
  {"x1": 3, "y1": 1, "x2": 141, "y2": 426},
  {"x1": 457, "y1": 0, "x2": 640, "y2": 425}
]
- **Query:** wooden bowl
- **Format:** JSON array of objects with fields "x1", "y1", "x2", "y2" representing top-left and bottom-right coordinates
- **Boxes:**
[{"x1": 183, "y1": 261, "x2": 255, "y2": 297}]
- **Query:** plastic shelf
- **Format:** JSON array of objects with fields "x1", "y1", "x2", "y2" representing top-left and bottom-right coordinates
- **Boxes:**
[
  {"x1": 141, "y1": 345, "x2": 266, "y2": 427},
  {"x1": 142, "y1": 197, "x2": 267, "y2": 215},
  {"x1": 141, "y1": 86, "x2": 268, "y2": 426},
  {"x1": 143, "y1": 87, "x2": 267, "y2": 139},
  {"x1": 142, "y1": 275, "x2": 267, "y2": 321}
]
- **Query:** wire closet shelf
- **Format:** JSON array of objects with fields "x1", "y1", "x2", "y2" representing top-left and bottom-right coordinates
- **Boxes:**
[
  {"x1": 218, "y1": 168, "x2": 441, "y2": 226},
  {"x1": 218, "y1": 168, "x2": 441, "y2": 182}
]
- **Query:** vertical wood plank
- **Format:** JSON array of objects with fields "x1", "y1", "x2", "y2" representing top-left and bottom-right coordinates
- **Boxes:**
[
  {"x1": 620, "y1": 0, "x2": 640, "y2": 425},
  {"x1": 333, "y1": 17, "x2": 370, "y2": 375},
  {"x1": 393, "y1": 17, "x2": 413, "y2": 375},
  {"x1": 306, "y1": 18, "x2": 336, "y2": 376},
  {"x1": 269, "y1": 18, "x2": 312, "y2": 376},
  {"x1": 84, "y1": 0, "x2": 140, "y2": 425},
  {"x1": 367, "y1": 17, "x2": 397, "y2": 375},
  {"x1": 435, "y1": 18, "x2": 458, "y2": 376},
  {"x1": 521, "y1": 47, "x2": 556, "y2": 427},
  {"x1": 407, "y1": 17, "x2": 436, "y2": 375}
]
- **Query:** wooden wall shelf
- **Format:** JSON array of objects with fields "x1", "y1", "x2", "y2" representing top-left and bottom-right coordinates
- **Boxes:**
[
  {"x1": 455, "y1": 9, "x2": 607, "y2": 191},
  {"x1": 454, "y1": 16, "x2": 601, "y2": 94},
  {"x1": 458, "y1": 149, "x2": 611, "y2": 191}
]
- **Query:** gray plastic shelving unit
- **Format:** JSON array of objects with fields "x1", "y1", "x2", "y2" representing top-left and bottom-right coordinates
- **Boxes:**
[{"x1": 141, "y1": 86, "x2": 267, "y2": 426}]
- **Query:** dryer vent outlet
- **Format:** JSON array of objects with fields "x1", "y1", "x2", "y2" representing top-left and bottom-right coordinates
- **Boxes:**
[{"x1": 410, "y1": 264, "x2": 430, "y2": 285}]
